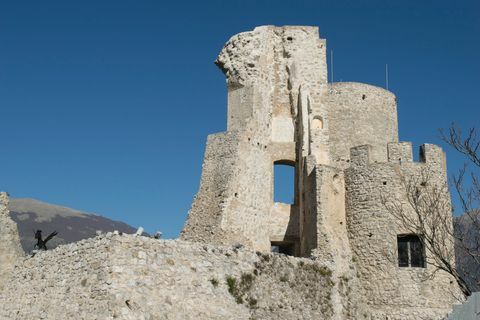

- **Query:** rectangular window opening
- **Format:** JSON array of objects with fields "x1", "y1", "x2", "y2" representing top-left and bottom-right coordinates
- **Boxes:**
[
  {"x1": 397, "y1": 234, "x2": 425, "y2": 268},
  {"x1": 270, "y1": 241, "x2": 294, "y2": 256},
  {"x1": 273, "y1": 162, "x2": 295, "y2": 204}
]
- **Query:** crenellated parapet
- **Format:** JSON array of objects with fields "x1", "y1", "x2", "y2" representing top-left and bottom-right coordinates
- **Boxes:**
[
  {"x1": 350, "y1": 142, "x2": 446, "y2": 169},
  {"x1": 344, "y1": 143, "x2": 458, "y2": 318}
]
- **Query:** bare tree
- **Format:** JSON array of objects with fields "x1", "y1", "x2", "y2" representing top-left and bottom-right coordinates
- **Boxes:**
[
  {"x1": 441, "y1": 124, "x2": 480, "y2": 295},
  {"x1": 382, "y1": 169, "x2": 471, "y2": 297}
]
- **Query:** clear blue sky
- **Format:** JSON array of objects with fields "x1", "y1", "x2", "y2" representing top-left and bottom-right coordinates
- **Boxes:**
[{"x1": 1, "y1": 0, "x2": 479, "y2": 238}]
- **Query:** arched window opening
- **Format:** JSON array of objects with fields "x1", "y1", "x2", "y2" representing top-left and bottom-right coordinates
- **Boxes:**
[
  {"x1": 273, "y1": 161, "x2": 295, "y2": 204},
  {"x1": 312, "y1": 116, "x2": 324, "y2": 130}
]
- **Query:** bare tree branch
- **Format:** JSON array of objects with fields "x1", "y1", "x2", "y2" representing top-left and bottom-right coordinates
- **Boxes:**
[{"x1": 382, "y1": 168, "x2": 471, "y2": 297}]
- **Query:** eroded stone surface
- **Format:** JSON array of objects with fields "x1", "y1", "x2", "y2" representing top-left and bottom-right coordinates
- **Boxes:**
[
  {"x1": 0, "y1": 234, "x2": 337, "y2": 320},
  {"x1": 0, "y1": 192, "x2": 23, "y2": 291}
]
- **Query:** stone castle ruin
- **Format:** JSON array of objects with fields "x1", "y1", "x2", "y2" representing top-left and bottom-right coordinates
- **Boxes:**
[
  {"x1": 0, "y1": 26, "x2": 463, "y2": 319},
  {"x1": 181, "y1": 25, "x2": 461, "y2": 317}
]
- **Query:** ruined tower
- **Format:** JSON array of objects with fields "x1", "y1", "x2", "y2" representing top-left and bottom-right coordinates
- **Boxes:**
[
  {"x1": 182, "y1": 26, "x2": 461, "y2": 318},
  {"x1": 181, "y1": 25, "x2": 399, "y2": 253}
]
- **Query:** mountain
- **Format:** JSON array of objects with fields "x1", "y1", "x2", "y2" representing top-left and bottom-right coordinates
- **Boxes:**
[
  {"x1": 455, "y1": 211, "x2": 480, "y2": 292},
  {"x1": 9, "y1": 198, "x2": 137, "y2": 253}
]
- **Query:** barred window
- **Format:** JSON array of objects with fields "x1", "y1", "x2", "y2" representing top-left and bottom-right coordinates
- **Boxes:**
[{"x1": 397, "y1": 234, "x2": 425, "y2": 268}]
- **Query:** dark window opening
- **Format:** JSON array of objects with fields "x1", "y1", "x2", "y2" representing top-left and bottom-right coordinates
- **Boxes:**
[
  {"x1": 271, "y1": 241, "x2": 294, "y2": 256},
  {"x1": 397, "y1": 234, "x2": 425, "y2": 268},
  {"x1": 274, "y1": 162, "x2": 295, "y2": 204}
]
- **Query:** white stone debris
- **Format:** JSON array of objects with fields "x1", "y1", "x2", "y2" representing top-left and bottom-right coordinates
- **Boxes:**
[{"x1": 134, "y1": 227, "x2": 144, "y2": 237}]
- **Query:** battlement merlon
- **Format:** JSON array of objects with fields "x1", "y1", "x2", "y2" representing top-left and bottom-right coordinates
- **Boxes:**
[
  {"x1": 349, "y1": 145, "x2": 372, "y2": 167},
  {"x1": 387, "y1": 142, "x2": 413, "y2": 163},
  {"x1": 419, "y1": 143, "x2": 448, "y2": 172},
  {"x1": 351, "y1": 142, "x2": 447, "y2": 171}
]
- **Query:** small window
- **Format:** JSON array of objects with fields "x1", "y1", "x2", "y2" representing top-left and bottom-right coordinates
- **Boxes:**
[
  {"x1": 397, "y1": 234, "x2": 425, "y2": 268},
  {"x1": 271, "y1": 241, "x2": 294, "y2": 256},
  {"x1": 311, "y1": 116, "x2": 324, "y2": 130}
]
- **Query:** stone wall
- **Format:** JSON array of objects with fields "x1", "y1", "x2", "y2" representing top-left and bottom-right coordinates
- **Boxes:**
[
  {"x1": 181, "y1": 128, "x2": 273, "y2": 250},
  {"x1": 181, "y1": 132, "x2": 245, "y2": 244},
  {"x1": 182, "y1": 26, "x2": 329, "y2": 252},
  {"x1": 345, "y1": 144, "x2": 461, "y2": 319},
  {"x1": 0, "y1": 236, "x2": 111, "y2": 319},
  {"x1": 0, "y1": 228, "x2": 459, "y2": 320},
  {"x1": 0, "y1": 192, "x2": 23, "y2": 290},
  {"x1": 0, "y1": 234, "x2": 339, "y2": 320},
  {"x1": 324, "y1": 82, "x2": 398, "y2": 169}
]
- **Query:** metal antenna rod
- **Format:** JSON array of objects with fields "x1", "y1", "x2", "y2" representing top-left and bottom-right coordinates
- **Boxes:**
[
  {"x1": 385, "y1": 63, "x2": 389, "y2": 90},
  {"x1": 331, "y1": 50, "x2": 334, "y2": 83}
]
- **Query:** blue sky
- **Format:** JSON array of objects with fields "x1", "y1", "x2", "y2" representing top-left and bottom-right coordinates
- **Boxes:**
[{"x1": 0, "y1": 0, "x2": 479, "y2": 238}]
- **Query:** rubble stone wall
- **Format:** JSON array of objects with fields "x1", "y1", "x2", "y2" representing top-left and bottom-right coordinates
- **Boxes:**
[
  {"x1": 345, "y1": 144, "x2": 461, "y2": 320},
  {"x1": 324, "y1": 82, "x2": 399, "y2": 169},
  {"x1": 182, "y1": 26, "x2": 328, "y2": 251},
  {"x1": 0, "y1": 192, "x2": 23, "y2": 290},
  {"x1": 0, "y1": 235, "x2": 111, "y2": 319},
  {"x1": 0, "y1": 234, "x2": 339, "y2": 320}
]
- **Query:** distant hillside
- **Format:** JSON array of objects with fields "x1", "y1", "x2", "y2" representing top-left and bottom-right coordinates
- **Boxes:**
[
  {"x1": 455, "y1": 211, "x2": 480, "y2": 292},
  {"x1": 9, "y1": 198, "x2": 137, "y2": 253}
]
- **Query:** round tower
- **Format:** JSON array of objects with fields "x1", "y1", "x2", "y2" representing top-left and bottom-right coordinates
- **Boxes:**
[{"x1": 344, "y1": 144, "x2": 461, "y2": 319}]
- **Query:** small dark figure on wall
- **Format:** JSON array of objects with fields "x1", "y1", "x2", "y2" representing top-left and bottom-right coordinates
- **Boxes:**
[{"x1": 34, "y1": 230, "x2": 58, "y2": 251}]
